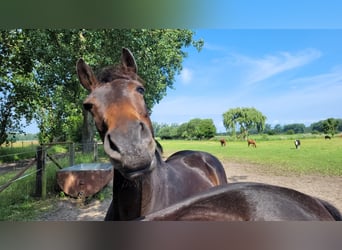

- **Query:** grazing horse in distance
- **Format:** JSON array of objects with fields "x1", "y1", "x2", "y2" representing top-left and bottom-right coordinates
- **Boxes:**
[
  {"x1": 220, "y1": 138, "x2": 226, "y2": 147},
  {"x1": 247, "y1": 139, "x2": 256, "y2": 148},
  {"x1": 294, "y1": 139, "x2": 301, "y2": 149},
  {"x1": 77, "y1": 48, "x2": 227, "y2": 221},
  {"x1": 325, "y1": 135, "x2": 331, "y2": 140}
]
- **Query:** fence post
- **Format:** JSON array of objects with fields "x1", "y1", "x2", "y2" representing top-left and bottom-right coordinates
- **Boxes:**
[
  {"x1": 94, "y1": 142, "x2": 98, "y2": 162},
  {"x1": 69, "y1": 142, "x2": 75, "y2": 166},
  {"x1": 36, "y1": 146, "x2": 47, "y2": 199}
]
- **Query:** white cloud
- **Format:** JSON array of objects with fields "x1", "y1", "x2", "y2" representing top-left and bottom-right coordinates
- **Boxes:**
[
  {"x1": 180, "y1": 68, "x2": 193, "y2": 84},
  {"x1": 231, "y1": 48, "x2": 322, "y2": 84},
  {"x1": 290, "y1": 65, "x2": 342, "y2": 89},
  {"x1": 256, "y1": 67, "x2": 342, "y2": 124}
]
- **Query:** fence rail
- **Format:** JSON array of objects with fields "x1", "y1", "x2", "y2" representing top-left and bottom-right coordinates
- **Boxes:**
[{"x1": 0, "y1": 158, "x2": 37, "y2": 193}]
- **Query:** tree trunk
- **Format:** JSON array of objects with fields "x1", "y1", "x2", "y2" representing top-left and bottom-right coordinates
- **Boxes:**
[{"x1": 82, "y1": 108, "x2": 95, "y2": 153}]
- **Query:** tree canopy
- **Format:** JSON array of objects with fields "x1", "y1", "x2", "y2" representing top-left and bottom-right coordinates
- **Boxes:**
[
  {"x1": 0, "y1": 29, "x2": 203, "y2": 145},
  {"x1": 322, "y1": 118, "x2": 339, "y2": 136},
  {"x1": 222, "y1": 107, "x2": 267, "y2": 139},
  {"x1": 156, "y1": 118, "x2": 216, "y2": 140}
]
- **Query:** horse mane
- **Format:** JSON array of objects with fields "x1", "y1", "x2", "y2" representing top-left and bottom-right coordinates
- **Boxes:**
[
  {"x1": 317, "y1": 198, "x2": 342, "y2": 221},
  {"x1": 96, "y1": 64, "x2": 143, "y2": 84},
  {"x1": 155, "y1": 139, "x2": 163, "y2": 154}
]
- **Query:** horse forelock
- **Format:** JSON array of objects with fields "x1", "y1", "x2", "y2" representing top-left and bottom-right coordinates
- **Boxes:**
[{"x1": 97, "y1": 64, "x2": 143, "y2": 84}]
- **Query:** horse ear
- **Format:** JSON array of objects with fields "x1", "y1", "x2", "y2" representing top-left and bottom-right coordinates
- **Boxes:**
[
  {"x1": 76, "y1": 59, "x2": 98, "y2": 92},
  {"x1": 121, "y1": 48, "x2": 137, "y2": 73}
]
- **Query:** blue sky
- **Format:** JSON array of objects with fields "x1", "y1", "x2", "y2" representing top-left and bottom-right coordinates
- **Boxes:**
[
  {"x1": 22, "y1": 1, "x2": 342, "y2": 134},
  {"x1": 151, "y1": 29, "x2": 342, "y2": 132}
]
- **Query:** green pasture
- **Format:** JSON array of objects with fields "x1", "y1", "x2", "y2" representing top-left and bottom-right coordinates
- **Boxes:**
[{"x1": 159, "y1": 137, "x2": 342, "y2": 176}]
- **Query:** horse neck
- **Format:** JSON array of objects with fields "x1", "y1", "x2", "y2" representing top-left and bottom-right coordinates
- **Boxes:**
[
  {"x1": 112, "y1": 169, "x2": 142, "y2": 220},
  {"x1": 140, "y1": 150, "x2": 168, "y2": 214},
  {"x1": 112, "y1": 150, "x2": 166, "y2": 219}
]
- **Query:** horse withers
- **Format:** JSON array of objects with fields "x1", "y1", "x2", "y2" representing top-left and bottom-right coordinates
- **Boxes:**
[{"x1": 77, "y1": 48, "x2": 227, "y2": 221}]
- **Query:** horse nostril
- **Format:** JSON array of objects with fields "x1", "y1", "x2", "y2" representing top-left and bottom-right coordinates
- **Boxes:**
[
  {"x1": 108, "y1": 135, "x2": 120, "y2": 153},
  {"x1": 140, "y1": 122, "x2": 145, "y2": 131}
]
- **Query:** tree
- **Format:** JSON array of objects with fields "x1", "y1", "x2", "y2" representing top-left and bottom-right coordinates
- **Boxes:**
[
  {"x1": 181, "y1": 118, "x2": 216, "y2": 140},
  {"x1": 158, "y1": 123, "x2": 179, "y2": 139},
  {"x1": 322, "y1": 118, "x2": 339, "y2": 136},
  {"x1": 310, "y1": 119, "x2": 342, "y2": 134},
  {"x1": 1, "y1": 29, "x2": 203, "y2": 149},
  {"x1": 155, "y1": 118, "x2": 216, "y2": 140},
  {"x1": 222, "y1": 107, "x2": 267, "y2": 139},
  {"x1": 310, "y1": 120, "x2": 324, "y2": 133},
  {"x1": 0, "y1": 30, "x2": 37, "y2": 145},
  {"x1": 198, "y1": 119, "x2": 216, "y2": 139},
  {"x1": 273, "y1": 124, "x2": 283, "y2": 134},
  {"x1": 263, "y1": 124, "x2": 275, "y2": 135},
  {"x1": 283, "y1": 123, "x2": 305, "y2": 134}
]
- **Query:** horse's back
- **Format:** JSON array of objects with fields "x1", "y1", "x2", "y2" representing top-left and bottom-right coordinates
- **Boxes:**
[
  {"x1": 142, "y1": 182, "x2": 339, "y2": 221},
  {"x1": 166, "y1": 150, "x2": 227, "y2": 186}
]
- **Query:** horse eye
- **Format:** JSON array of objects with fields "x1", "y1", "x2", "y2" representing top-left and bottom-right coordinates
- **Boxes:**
[
  {"x1": 83, "y1": 103, "x2": 93, "y2": 111},
  {"x1": 136, "y1": 86, "x2": 145, "y2": 95}
]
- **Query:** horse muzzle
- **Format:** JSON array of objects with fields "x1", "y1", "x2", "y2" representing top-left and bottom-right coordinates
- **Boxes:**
[{"x1": 103, "y1": 121, "x2": 156, "y2": 178}]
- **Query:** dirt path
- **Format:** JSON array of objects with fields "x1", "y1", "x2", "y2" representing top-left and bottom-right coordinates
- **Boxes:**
[
  {"x1": 35, "y1": 162, "x2": 342, "y2": 221},
  {"x1": 225, "y1": 162, "x2": 342, "y2": 213}
]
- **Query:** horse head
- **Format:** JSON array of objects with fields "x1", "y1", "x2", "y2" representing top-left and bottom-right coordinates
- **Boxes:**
[{"x1": 76, "y1": 48, "x2": 156, "y2": 179}]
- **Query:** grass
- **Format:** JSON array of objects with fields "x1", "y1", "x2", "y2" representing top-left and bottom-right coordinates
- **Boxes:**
[
  {"x1": 0, "y1": 144, "x2": 37, "y2": 163},
  {"x1": 0, "y1": 166, "x2": 57, "y2": 221},
  {"x1": 159, "y1": 137, "x2": 342, "y2": 176}
]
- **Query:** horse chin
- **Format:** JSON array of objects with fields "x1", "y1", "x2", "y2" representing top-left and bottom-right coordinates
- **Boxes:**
[
  {"x1": 122, "y1": 166, "x2": 154, "y2": 180},
  {"x1": 110, "y1": 156, "x2": 156, "y2": 180}
]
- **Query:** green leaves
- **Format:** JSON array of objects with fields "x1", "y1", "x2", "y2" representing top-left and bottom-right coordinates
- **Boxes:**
[
  {"x1": 322, "y1": 118, "x2": 339, "y2": 136},
  {"x1": 222, "y1": 107, "x2": 267, "y2": 139},
  {"x1": 156, "y1": 118, "x2": 216, "y2": 140},
  {"x1": 1, "y1": 29, "x2": 202, "y2": 144}
]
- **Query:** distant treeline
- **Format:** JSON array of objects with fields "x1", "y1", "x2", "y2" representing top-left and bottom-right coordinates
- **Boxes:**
[
  {"x1": 153, "y1": 118, "x2": 216, "y2": 140},
  {"x1": 154, "y1": 118, "x2": 342, "y2": 139},
  {"x1": 5, "y1": 133, "x2": 38, "y2": 143},
  {"x1": 262, "y1": 118, "x2": 342, "y2": 136}
]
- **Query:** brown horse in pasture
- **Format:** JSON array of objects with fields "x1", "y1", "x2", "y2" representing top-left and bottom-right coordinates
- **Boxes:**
[
  {"x1": 247, "y1": 139, "x2": 256, "y2": 148},
  {"x1": 220, "y1": 138, "x2": 226, "y2": 147},
  {"x1": 77, "y1": 48, "x2": 227, "y2": 220}
]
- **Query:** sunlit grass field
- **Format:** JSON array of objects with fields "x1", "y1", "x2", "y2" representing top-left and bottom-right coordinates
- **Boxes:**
[
  {"x1": 159, "y1": 137, "x2": 342, "y2": 176},
  {"x1": 0, "y1": 140, "x2": 38, "y2": 163}
]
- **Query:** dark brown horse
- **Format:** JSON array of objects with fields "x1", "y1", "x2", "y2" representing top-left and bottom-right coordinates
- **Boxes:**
[
  {"x1": 219, "y1": 138, "x2": 226, "y2": 147},
  {"x1": 141, "y1": 182, "x2": 342, "y2": 221},
  {"x1": 76, "y1": 48, "x2": 227, "y2": 220},
  {"x1": 247, "y1": 139, "x2": 256, "y2": 148}
]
